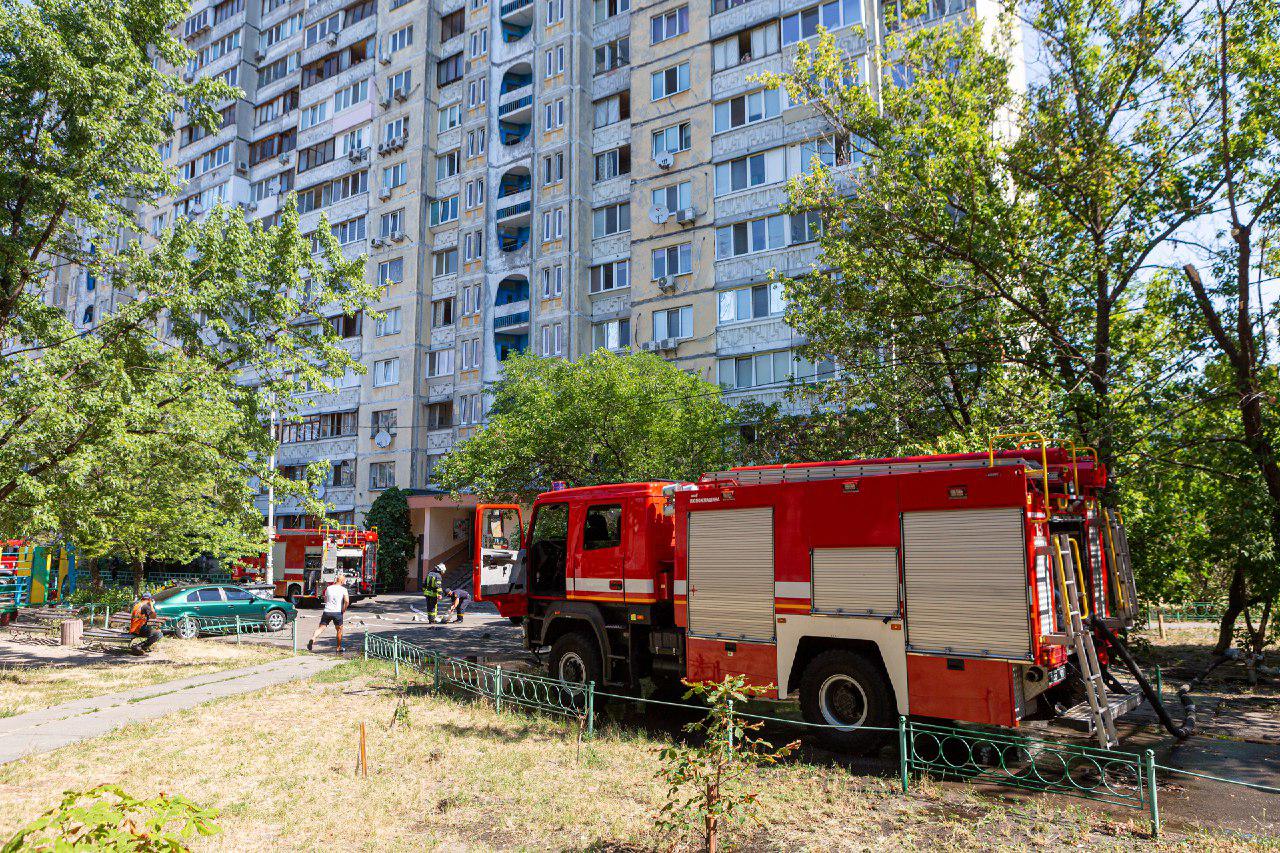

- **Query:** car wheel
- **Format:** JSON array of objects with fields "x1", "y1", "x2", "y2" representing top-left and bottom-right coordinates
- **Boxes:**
[
  {"x1": 264, "y1": 609, "x2": 287, "y2": 632},
  {"x1": 175, "y1": 615, "x2": 200, "y2": 640},
  {"x1": 799, "y1": 650, "x2": 894, "y2": 753},
  {"x1": 548, "y1": 632, "x2": 602, "y2": 687}
]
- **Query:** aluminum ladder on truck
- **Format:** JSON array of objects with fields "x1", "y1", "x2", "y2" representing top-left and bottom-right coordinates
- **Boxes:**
[
  {"x1": 1051, "y1": 533, "x2": 1120, "y2": 749},
  {"x1": 1101, "y1": 509, "x2": 1140, "y2": 622}
]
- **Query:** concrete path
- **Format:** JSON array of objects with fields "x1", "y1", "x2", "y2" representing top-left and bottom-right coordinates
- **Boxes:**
[{"x1": 0, "y1": 654, "x2": 340, "y2": 765}]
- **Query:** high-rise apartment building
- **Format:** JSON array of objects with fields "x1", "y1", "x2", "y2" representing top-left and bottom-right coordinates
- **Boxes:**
[{"x1": 41, "y1": 0, "x2": 998, "y2": 583}]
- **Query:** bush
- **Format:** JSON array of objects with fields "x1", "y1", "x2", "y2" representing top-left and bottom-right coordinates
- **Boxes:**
[
  {"x1": 2, "y1": 783, "x2": 219, "y2": 851},
  {"x1": 68, "y1": 584, "x2": 139, "y2": 611}
]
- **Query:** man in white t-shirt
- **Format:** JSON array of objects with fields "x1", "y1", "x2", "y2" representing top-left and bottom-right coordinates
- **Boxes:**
[{"x1": 307, "y1": 575, "x2": 350, "y2": 653}]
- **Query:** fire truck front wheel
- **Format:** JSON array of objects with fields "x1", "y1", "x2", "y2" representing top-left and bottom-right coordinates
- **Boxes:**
[
  {"x1": 549, "y1": 632, "x2": 602, "y2": 687},
  {"x1": 799, "y1": 650, "x2": 894, "y2": 752}
]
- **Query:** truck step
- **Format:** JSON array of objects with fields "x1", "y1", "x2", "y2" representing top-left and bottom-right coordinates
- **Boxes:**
[{"x1": 1059, "y1": 691, "x2": 1144, "y2": 733}]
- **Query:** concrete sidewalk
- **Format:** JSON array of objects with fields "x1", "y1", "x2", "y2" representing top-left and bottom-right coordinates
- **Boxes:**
[{"x1": 0, "y1": 654, "x2": 341, "y2": 765}]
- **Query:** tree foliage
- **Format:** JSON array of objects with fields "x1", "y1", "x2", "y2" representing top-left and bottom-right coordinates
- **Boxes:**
[
  {"x1": 364, "y1": 486, "x2": 415, "y2": 592},
  {"x1": 0, "y1": 0, "x2": 379, "y2": 567},
  {"x1": 2, "y1": 783, "x2": 220, "y2": 852},
  {"x1": 434, "y1": 350, "x2": 736, "y2": 503}
]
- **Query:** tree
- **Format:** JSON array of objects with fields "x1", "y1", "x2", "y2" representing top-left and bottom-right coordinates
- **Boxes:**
[
  {"x1": 433, "y1": 350, "x2": 736, "y2": 503},
  {"x1": 0, "y1": 0, "x2": 380, "y2": 548},
  {"x1": 364, "y1": 487, "x2": 415, "y2": 592}
]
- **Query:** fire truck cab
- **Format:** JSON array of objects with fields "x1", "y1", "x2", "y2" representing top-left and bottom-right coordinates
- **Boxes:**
[
  {"x1": 236, "y1": 526, "x2": 379, "y2": 604},
  {"x1": 478, "y1": 441, "x2": 1141, "y2": 748}
]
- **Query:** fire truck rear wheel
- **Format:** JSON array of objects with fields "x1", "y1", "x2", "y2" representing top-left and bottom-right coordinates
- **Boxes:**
[
  {"x1": 799, "y1": 650, "x2": 893, "y2": 752},
  {"x1": 285, "y1": 585, "x2": 301, "y2": 605},
  {"x1": 549, "y1": 632, "x2": 602, "y2": 687}
]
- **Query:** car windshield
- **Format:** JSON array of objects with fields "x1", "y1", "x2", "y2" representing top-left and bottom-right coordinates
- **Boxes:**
[{"x1": 152, "y1": 587, "x2": 186, "y2": 602}]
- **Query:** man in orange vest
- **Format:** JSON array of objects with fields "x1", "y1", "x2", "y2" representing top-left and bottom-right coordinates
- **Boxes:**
[{"x1": 129, "y1": 592, "x2": 162, "y2": 655}]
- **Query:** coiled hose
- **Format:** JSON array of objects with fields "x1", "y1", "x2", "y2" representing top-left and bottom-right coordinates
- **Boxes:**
[{"x1": 1090, "y1": 617, "x2": 1195, "y2": 740}]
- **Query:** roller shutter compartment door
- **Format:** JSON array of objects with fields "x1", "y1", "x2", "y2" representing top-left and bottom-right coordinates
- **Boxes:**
[
  {"x1": 902, "y1": 508, "x2": 1032, "y2": 661},
  {"x1": 687, "y1": 507, "x2": 775, "y2": 642},
  {"x1": 811, "y1": 547, "x2": 900, "y2": 617}
]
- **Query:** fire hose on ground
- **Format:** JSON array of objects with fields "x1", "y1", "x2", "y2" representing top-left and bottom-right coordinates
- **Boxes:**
[{"x1": 1090, "y1": 617, "x2": 1195, "y2": 740}]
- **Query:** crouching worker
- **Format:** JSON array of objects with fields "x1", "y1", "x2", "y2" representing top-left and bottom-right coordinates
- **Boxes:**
[
  {"x1": 129, "y1": 592, "x2": 163, "y2": 655},
  {"x1": 443, "y1": 587, "x2": 472, "y2": 623}
]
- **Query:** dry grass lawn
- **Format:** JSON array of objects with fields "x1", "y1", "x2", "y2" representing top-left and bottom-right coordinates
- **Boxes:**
[
  {"x1": 0, "y1": 659, "x2": 1269, "y2": 851},
  {"x1": 0, "y1": 640, "x2": 291, "y2": 716}
]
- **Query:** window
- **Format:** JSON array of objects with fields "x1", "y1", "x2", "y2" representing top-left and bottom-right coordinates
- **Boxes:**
[
  {"x1": 213, "y1": 0, "x2": 244, "y2": 24},
  {"x1": 371, "y1": 408, "x2": 398, "y2": 436},
  {"x1": 464, "y1": 178, "x2": 484, "y2": 209},
  {"x1": 333, "y1": 79, "x2": 368, "y2": 113},
  {"x1": 799, "y1": 134, "x2": 858, "y2": 172},
  {"x1": 544, "y1": 44, "x2": 565, "y2": 77},
  {"x1": 713, "y1": 88, "x2": 781, "y2": 132},
  {"x1": 254, "y1": 89, "x2": 299, "y2": 126},
  {"x1": 469, "y1": 27, "x2": 487, "y2": 57},
  {"x1": 718, "y1": 350, "x2": 836, "y2": 390},
  {"x1": 590, "y1": 259, "x2": 629, "y2": 293},
  {"x1": 389, "y1": 69, "x2": 412, "y2": 96},
  {"x1": 377, "y1": 258, "x2": 404, "y2": 288},
  {"x1": 593, "y1": 92, "x2": 630, "y2": 128},
  {"x1": 463, "y1": 229, "x2": 485, "y2": 261},
  {"x1": 389, "y1": 24, "x2": 414, "y2": 53},
  {"x1": 430, "y1": 196, "x2": 459, "y2": 225},
  {"x1": 652, "y1": 243, "x2": 692, "y2": 278},
  {"x1": 651, "y1": 122, "x2": 691, "y2": 156},
  {"x1": 460, "y1": 337, "x2": 481, "y2": 369},
  {"x1": 592, "y1": 202, "x2": 630, "y2": 237},
  {"x1": 543, "y1": 98, "x2": 565, "y2": 130},
  {"x1": 541, "y1": 208, "x2": 564, "y2": 242},
  {"x1": 718, "y1": 282, "x2": 786, "y2": 323},
  {"x1": 248, "y1": 129, "x2": 296, "y2": 165},
  {"x1": 189, "y1": 588, "x2": 224, "y2": 603},
  {"x1": 329, "y1": 311, "x2": 362, "y2": 338},
  {"x1": 379, "y1": 209, "x2": 404, "y2": 238},
  {"x1": 468, "y1": 77, "x2": 487, "y2": 108},
  {"x1": 791, "y1": 210, "x2": 823, "y2": 243},
  {"x1": 340, "y1": 127, "x2": 366, "y2": 155},
  {"x1": 300, "y1": 101, "x2": 328, "y2": 130},
  {"x1": 433, "y1": 248, "x2": 458, "y2": 276},
  {"x1": 280, "y1": 411, "x2": 358, "y2": 443},
  {"x1": 713, "y1": 21, "x2": 780, "y2": 70},
  {"x1": 594, "y1": 145, "x2": 631, "y2": 181},
  {"x1": 297, "y1": 138, "x2": 335, "y2": 172},
  {"x1": 782, "y1": 0, "x2": 862, "y2": 45},
  {"x1": 438, "y1": 103, "x2": 461, "y2": 131},
  {"x1": 438, "y1": 53, "x2": 463, "y2": 86},
  {"x1": 593, "y1": 0, "x2": 629, "y2": 22},
  {"x1": 466, "y1": 129, "x2": 486, "y2": 157},
  {"x1": 304, "y1": 13, "x2": 340, "y2": 48},
  {"x1": 715, "y1": 149, "x2": 784, "y2": 194},
  {"x1": 459, "y1": 393, "x2": 483, "y2": 425},
  {"x1": 82, "y1": 306, "x2": 94, "y2": 325},
  {"x1": 652, "y1": 181, "x2": 692, "y2": 213},
  {"x1": 260, "y1": 13, "x2": 302, "y2": 50},
  {"x1": 652, "y1": 305, "x2": 693, "y2": 340},
  {"x1": 375, "y1": 307, "x2": 403, "y2": 336},
  {"x1": 331, "y1": 459, "x2": 354, "y2": 487},
  {"x1": 542, "y1": 152, "x2": 565, "y2": 185},
  {"x1": 300, "y1": 37, "x2": 373, "y2": 89},
  {"x1": 332, "y1": 216, "x2": 366, "y2": 245},
  {"x1": 592, "y1": 318, "x2": 630, "y2": 351},
  {"x1": 440, "y1": 8, "x2": 465, "y2": 41},
  {"x1": 369, "y1": 461, "x2": 396, "y2": 490},
  {"x1": 546, "y1": 0, "x2": 565, "y2": 24},
  {"x1": 432, "y1": 298, "x2": 455, "y2": 326},
  {"x1": 383, "y1": 162, "x2": 407, "y2": 189},
  {"x1": 541, "y1": 264, "x2": 565, "y2": 298},
  {"x1": 373, "y1": 358, "x2": 400, "y2": 386},
  {"x1": 541, "y1": 322, "x2": 565, "y2": 356},
  {"x1": 436, "y1": 149, "x2": 460, "y2": 179},
  {"x1": 651, "y1": 62, "x2": 690, "y2": 100},
  {"x1": 651, "y1": 6, "x2": 688, "y2": 43},
  {"x1": 427, "y1": 348, "x2": 454, "y2": 377},
  {"x1": 594, "y1": 37, "x2": 629, "y2": 74},
  {"x1": 384, "y1": 117, "x2": 407, "y2": 144},
  {"x1": 582, "y1": 504, "x2": 622, "y2": 550},
  {"x1": 425, "y1": 401, "x2": 453, "y2": 430},
  {"x1": 715, "y1": 214, "x2": 789, "y2": 257}
]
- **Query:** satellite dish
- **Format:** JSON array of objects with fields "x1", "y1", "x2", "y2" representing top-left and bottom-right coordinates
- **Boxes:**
[
  {"x1": 373, "y1": 430, "x2": 392, "y2": 448},
  {"x1": 648, "y1": 205, "x2": 670, "y2": 225},
  {"x1": 654, "y1": 151, "x2": 675, "y2": 169}
]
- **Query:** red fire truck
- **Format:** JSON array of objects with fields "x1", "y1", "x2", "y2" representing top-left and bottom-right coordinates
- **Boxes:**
[
  {"x1": 236, "y1": 526, "x2": 378, "y2": 604},
  {"x1": 475, "y1": 436, "x2": 1147, "y2": 749}
]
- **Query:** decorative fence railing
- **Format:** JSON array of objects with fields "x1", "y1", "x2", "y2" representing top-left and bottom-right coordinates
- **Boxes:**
[{"x1": 361, "y1": 632, "x2": 1280, "y2": 838}]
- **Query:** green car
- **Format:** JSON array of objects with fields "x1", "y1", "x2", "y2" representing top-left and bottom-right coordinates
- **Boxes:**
[{"x1": 152, "y1": 584, "x2": 297, "y2": 639}]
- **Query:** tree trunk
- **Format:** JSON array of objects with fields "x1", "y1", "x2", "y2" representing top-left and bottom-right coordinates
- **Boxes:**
[
  {"x1": 88, "y1": 556, "x2": 101, "y2": 588},
  {"x1": 1215, "y1": 563, "x2": 1248, "y2": 654},
  {"x1": 131, "y1": 556, "x2": 145, "y2": 597}
]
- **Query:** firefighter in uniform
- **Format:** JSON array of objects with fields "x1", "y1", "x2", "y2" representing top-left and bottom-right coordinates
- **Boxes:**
[
  {"x1": 129, "y1": 592, "x2": 163, "y2": 655},
  {"x1": 423, "y1": 563, "x2": 445, "y2": 623}
]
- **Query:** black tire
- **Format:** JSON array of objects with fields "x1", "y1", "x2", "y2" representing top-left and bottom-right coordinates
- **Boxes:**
[
  {"x1": 285, "y1": 585, "x2": 301, "y2": 605},
  {"x1": 548, "y1": 632, "x2": 603, "y2": 687},
  {"x1": 507, "y1": 616, "x2": 524, "y2": 626},
  {"x1": 264, "y1": 608, "x2": 287, "y2": 632},
  {"x1": 799, "y1": 650, "x2": 895, "y2": 753}
]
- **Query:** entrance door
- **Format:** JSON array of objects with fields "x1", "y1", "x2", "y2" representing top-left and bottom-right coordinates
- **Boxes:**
[{"x1": 475, "y1": 505, "x2": 526, "y2": 612}]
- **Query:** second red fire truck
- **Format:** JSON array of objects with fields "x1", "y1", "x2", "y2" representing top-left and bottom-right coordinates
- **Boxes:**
[
  {"x1": 475, "y1": 436, "x2": 1147, "y2": 749},
  {"x1": 236, "y1": 526, "x2": 379, "y2": 604}
]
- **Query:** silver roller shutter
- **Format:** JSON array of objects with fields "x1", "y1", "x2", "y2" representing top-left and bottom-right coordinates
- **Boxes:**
[
  {"x1": 687, "y1": 507, "x2": 775, "y2": 642},
  {"x1": 902, "y1": 508, "x2": 1032, "y2": 661},
  {"x1": 811, "y1": 547, "x2": 900, "y2": 617}
]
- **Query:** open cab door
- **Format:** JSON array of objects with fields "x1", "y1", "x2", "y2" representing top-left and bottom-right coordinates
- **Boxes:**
[{"x1": 474, "y1": 504, "x2": 527, "y2": 617}]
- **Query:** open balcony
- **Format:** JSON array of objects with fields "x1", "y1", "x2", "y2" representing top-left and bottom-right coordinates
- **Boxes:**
[
  {"x1": 499, "y1": 0, "x2": 534, "y2": 25},
  {"x1": 494, "y1": 331, "x2": 529, "y2": 360}
]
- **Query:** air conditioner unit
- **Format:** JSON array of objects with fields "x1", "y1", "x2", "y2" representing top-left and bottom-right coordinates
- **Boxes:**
[
  {"x1": 236, "y1": 160, "x2": 250, "y2": 174},
  {"x1": 675, "y1": 207, "x2": 696, "y2": 224},
  {"x1": 654, "y1": 151, "x2": 674, "y2": 169},
  {"x1": 379, "y1": 94, "x2": 392, "y2": 108},
  {"x1": 246, "y1": 200, "x2": 259, "y2": 212},
  {"x1": 348, "y1": 149, "x2": 364, "y2": 163},
  {"x1": 658, "y1": 274, "x2": 677, "y2": 292},
  {"x1": 254, "y1": 49, "x2": 266, "y2": 62},
  {"x1": 393, "y1": 89, "x2": 408, "y2": 103},
  {"x1": 639, "y1": 340, "x2": 659, "y2": 352},
  {"x1": 390, "y1": 230, "x2": 407, "y2": 242},
  {"x1": 278, "y1": 151, "x2": 292, "y2": 164},
  {"x1": 370, "y1": 236, "x2": 385, "y2": 247},
  {"x1": 325, "y1": 31, "x2": 339, "y2": 46},
  {"x1": 378, "y1": 187, "x2": 392, "y2": 200},
  {"x1": 189, "y1": 203, "x2": 204, "y2": 216},
  {"x1": 659, "y1": 337, "x2": 679, "y2": 351},
  {"x1": 397, "y1": 132, "x2": 409, "y2": 148},
  {"x1": 380, "y1": 53, "x2": 392, "y2": 65},
  {"x1": 182, "y1": 71, "x2": 195, "y2": 83},
  {"x1": 376, "y1": 141, "x2": 388, "y2": 155}
]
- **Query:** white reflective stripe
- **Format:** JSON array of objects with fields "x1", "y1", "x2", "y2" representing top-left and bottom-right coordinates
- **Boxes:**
[
  {"x1": 564, "y1": 577, "x2": 575, "y2": 592},
  {"x1": 674, "y1": 580, "x2": 688, "y2": 594},
  {"x1": 624, "y1": 579, "x2": 654, "y2": 593},
  {"x1": 774, "y1": 581, "x2": 811, "y2": 600},
  {"x1": 572, "y1": 577, "x2": 618, "y2": 593}
]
